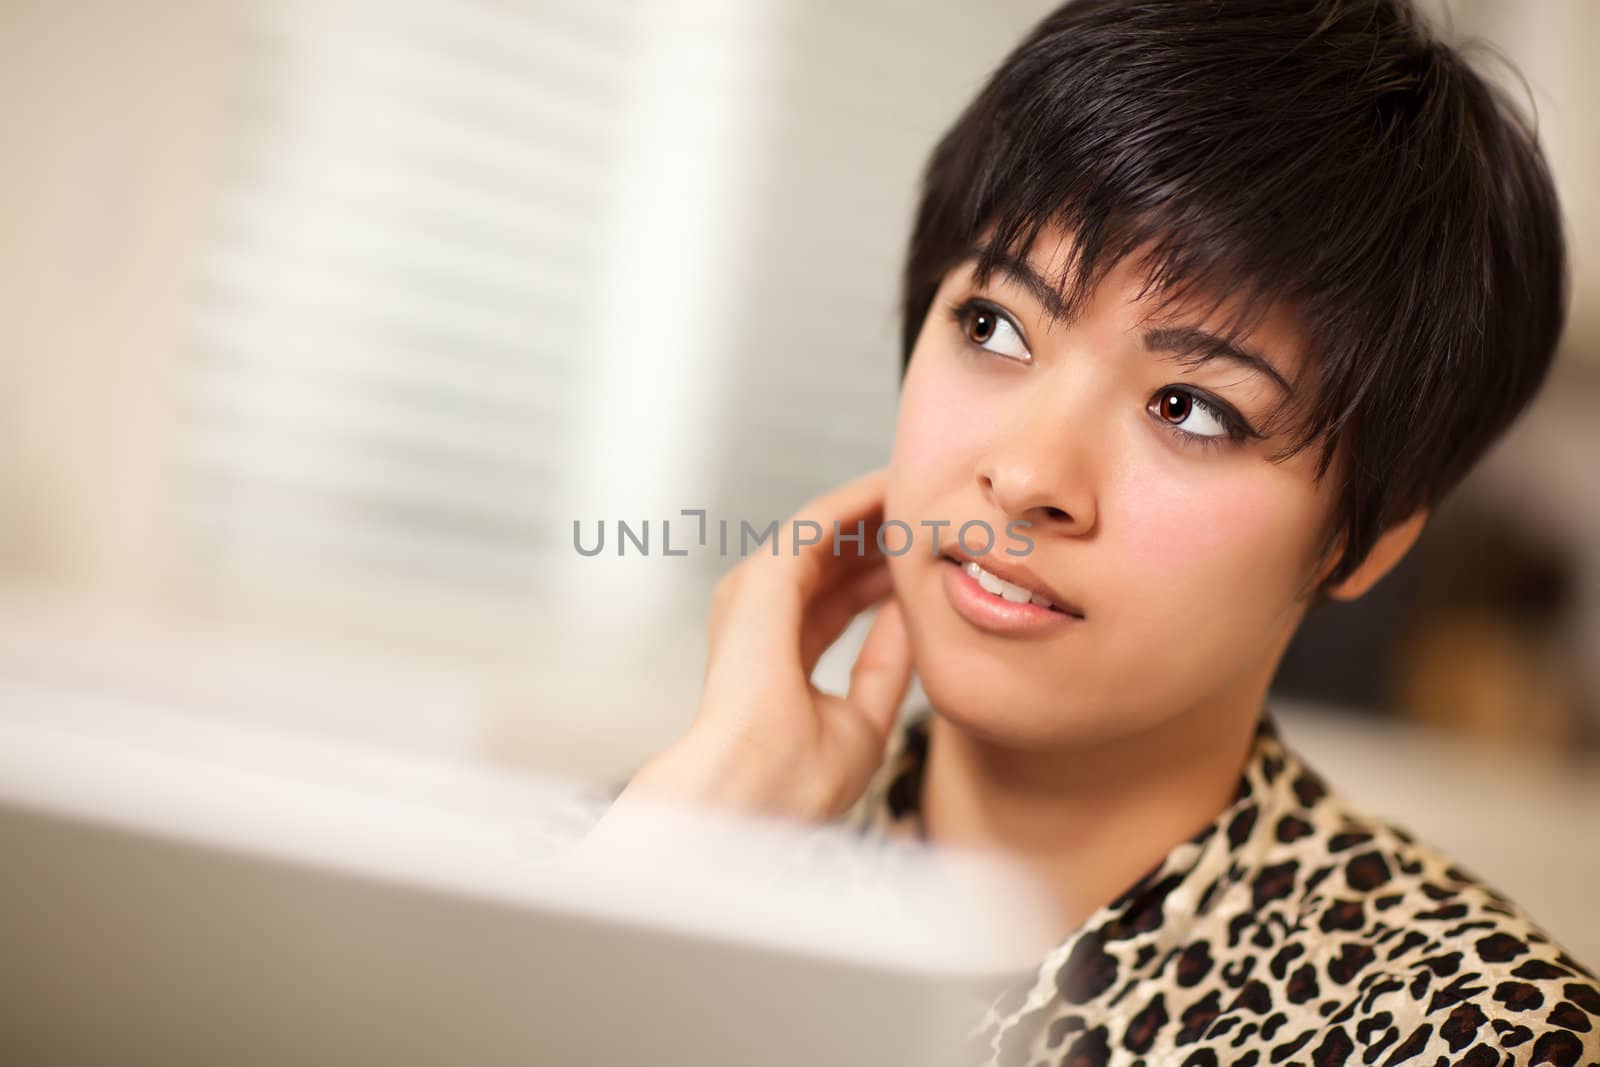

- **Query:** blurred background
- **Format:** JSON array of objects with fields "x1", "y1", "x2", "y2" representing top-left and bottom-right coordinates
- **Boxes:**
[{"x1": 0, "y1": 0, "x2": 1596, "y2": 961}]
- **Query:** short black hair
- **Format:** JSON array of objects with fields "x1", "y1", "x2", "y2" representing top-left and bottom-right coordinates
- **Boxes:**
[{"x1": 900, "y1": 0, "x2": 1568, "y2": 596}]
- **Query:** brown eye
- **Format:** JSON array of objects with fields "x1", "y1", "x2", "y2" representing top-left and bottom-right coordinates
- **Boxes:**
[
  {"x1": 953, "y1": 300, "x2": 1031, "y2": 363},
  {"x1": 968, "y1": 309, "x2": 997, "y2": 345},
  {"x1": 1154, "y1": 388, "x2": 1232, "y2": 440},
  {"x1": 1158, "y1": 390, "x2": 1192, "y2": 424}
]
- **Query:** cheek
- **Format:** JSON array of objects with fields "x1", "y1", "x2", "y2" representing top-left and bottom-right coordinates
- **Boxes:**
[
  {"x1": 1118, "y1": 465, "x2": 1313, "y2": 599},
  {"x1": 886, "y1": 357, "x2": 989, "y2": 605},
  {"x1": 886, "y1": 356, "x2": 996, "y2": 527},
  {"x1": 889, "y1": 358, "x2": 988, "y2": 472}
]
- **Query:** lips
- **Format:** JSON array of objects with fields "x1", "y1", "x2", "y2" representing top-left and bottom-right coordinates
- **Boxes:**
[{"x1": 942, "y1": 549, "x2": 1086, "y2": 619}]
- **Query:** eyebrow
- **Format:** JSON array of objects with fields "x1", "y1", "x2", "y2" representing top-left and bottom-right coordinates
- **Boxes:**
[
  {"x1": 1142, "y1": 326, "x2": 1296, "y2": 400},
  {"x1": 969, "y1": 250, "x2": 1296, "y2": 400},
  {"x1": 975, "y1": 249, "x2": 1072, "y2": 319}
]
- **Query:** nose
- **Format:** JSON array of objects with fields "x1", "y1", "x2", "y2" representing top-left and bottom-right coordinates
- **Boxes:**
[{"x1": 976, "y1": 388, "x2": 1098, "y2": 538}]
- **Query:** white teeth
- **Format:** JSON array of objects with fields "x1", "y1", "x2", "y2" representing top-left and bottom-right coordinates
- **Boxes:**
[{"x1": 965, "y1": 560, "x2": 1052, "y2": 608}]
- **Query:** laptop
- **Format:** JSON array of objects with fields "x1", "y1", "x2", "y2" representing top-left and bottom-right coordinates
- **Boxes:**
[{"x1": 0, "y1": 674, "x2": 1056, "y2": 1067}]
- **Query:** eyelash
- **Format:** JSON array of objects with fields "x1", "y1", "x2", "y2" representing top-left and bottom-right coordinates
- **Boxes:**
[
  {"x1": 946, "y1": 297, "x2": 1029, "y2": 362},
  {"x1": 944, "y1": 297, "x2": 1258, "y2": 454},
  {"x1": 1157, "y1": 391, "x2": 1252, "y2": 453}
]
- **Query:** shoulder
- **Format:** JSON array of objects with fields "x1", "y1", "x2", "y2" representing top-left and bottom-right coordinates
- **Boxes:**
[{"x1": 1228, "y1": 744, "x2": 1600, "y2": 1065}]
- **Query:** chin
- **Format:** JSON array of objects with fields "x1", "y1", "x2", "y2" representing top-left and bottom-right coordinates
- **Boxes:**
[
  {"x1": 909, "y1": 610, "x2": 1168, "y2": 753},
  {"x1": 910, "y1": 635, "x2": 1074, "y2": 748},
  {"x1": 893, "y1": 552, "x2": 1120, "y2": 748}
]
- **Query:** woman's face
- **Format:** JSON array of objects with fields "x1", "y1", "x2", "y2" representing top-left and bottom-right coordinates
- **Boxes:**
[{"x1": 885, "y1": 228, "x2": 1342, "y2": 751}]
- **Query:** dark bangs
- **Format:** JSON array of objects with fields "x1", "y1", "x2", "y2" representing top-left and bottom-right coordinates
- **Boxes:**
[{"x1": 900, "y1": 0, "x2": 1568, "y2": 592}]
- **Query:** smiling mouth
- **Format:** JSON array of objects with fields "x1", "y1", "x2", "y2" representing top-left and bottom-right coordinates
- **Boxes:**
[{"x1": 942, "y1": 555, "x2": 1085, "y2": 618}]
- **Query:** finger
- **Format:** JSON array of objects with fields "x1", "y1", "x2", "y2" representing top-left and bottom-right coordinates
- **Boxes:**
[
  {"x1": 844, "y1": 597, "x2": 914, "y2": 745},
  {"x1": 716, "y1": 469, "x2": 891, "y2": 674},
  {"x1": 704, "y1": 540, "x2": 879, "y2": 673},
  {"x1": 705, "y1": 561, "x2": 748, "y2": 648},
  {"x1": 799, "y1": 560, "x2": 895, "y2": 675},
  {"x1": 774, "y1": 467, "x2": 891, "y2": 604},
  {"x1": 712, "y1": 470, "x2": 888, "y2": 636}
]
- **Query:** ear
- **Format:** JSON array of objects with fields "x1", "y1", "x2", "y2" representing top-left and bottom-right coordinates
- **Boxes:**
[{"x1": 1319, "y1": 507, "x2": 1430, "y2": 602}]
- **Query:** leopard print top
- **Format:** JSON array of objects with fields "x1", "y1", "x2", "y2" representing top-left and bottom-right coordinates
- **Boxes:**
[{"x1": 839, "y1": 707, "x2": 1600, "y2": 1067}]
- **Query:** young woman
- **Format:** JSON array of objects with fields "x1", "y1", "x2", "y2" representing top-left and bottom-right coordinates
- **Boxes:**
[{"x1": 604, "y1": 1, "x2": 1599, "y2": 1063}]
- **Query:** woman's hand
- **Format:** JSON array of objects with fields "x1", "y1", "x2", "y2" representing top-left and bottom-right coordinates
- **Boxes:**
[{"x1": 620, "y1": 467, "x2": 914, "y2": 824}]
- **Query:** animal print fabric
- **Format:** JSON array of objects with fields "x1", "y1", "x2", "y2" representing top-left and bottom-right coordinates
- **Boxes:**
[{"x1": 839, "y1": 708, "x2": 1600, "y2": 1066}]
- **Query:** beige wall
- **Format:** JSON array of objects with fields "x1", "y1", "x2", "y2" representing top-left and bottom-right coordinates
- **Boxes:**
[
  {"x1": 0, "y1": 2, "x2": 238, "y2": 605},
  {"x1": 0, "y1": 0, "x2": 1595, "y2": 779},
  {"x1": 1452, "y1": 0, "x2": 1600, "y2": 364}
]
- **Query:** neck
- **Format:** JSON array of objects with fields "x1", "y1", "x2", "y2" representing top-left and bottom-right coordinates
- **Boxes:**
[{"x1": 919, "y1": 689, "x2": 1265, "y2": 941}]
